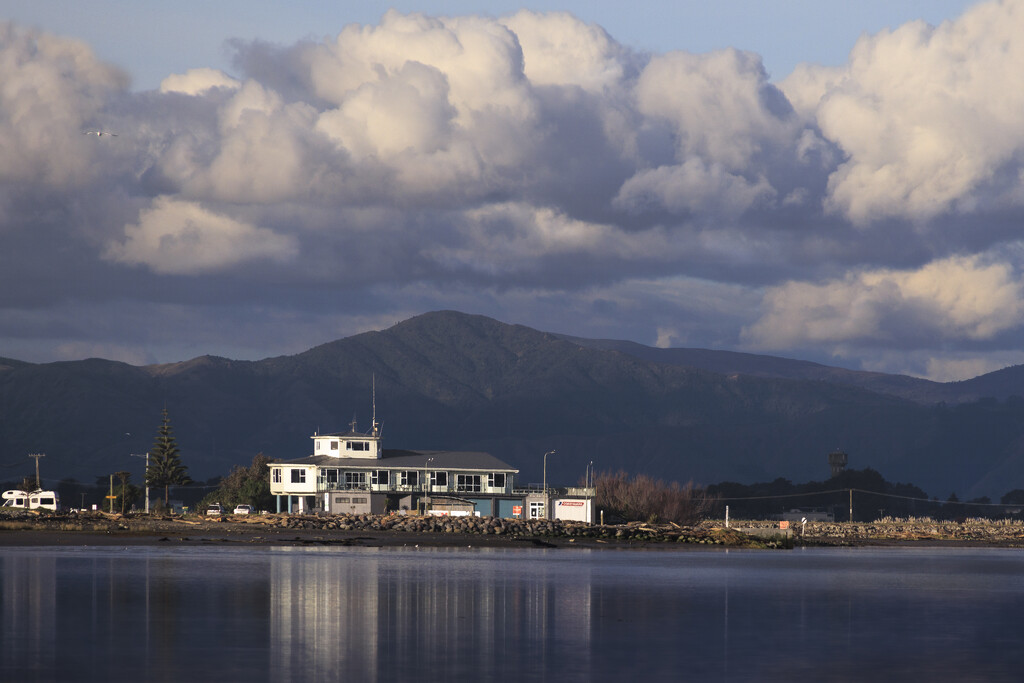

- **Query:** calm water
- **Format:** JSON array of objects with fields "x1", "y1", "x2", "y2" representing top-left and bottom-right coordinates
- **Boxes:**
[{"x1": 2, "y1": 544, "x2": 1023, "y2": 682}]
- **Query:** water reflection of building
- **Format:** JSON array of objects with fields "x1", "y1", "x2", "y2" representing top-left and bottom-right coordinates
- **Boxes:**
[
  {"x1": 271, "y1": 550, "x2": 382, "y2": 680},
  {"x1": 269, "y1": 549, "x2": 593, "y2": 679}
]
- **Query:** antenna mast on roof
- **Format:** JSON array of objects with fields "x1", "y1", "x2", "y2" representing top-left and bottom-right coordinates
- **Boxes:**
[{"x1": 371, "y1": 374, "x2": 380, "y2": 436}]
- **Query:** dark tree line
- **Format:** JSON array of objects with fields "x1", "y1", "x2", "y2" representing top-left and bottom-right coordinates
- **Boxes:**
[{"x1": 707, "y1": 468, "x2": 1016, "y2": 521}]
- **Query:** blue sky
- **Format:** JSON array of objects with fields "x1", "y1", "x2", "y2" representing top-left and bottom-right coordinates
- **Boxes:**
[{"x1": 2, "y1": 0, "x2": 1022, "y2": 382}]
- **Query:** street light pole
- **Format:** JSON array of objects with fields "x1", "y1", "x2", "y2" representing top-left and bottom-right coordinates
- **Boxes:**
[
  {"x1": 422, "y1": 457, "x2": 434, "y2": 513},
  {"x1": 131, "y1": 452, "x2": 150, "y2": 513},
  {"x1": 543, "y1": 450, "x2": 556, "y2": 519}
]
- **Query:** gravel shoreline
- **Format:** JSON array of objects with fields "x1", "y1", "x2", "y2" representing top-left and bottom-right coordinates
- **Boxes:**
[{"x1": 3, "y1": 511, "x2": 1024, "y2": 549}]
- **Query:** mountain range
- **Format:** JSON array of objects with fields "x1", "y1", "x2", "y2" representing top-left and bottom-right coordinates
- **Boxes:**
[{"x1": 3, "y1": 310, "x2": 1024, "y2": 500}]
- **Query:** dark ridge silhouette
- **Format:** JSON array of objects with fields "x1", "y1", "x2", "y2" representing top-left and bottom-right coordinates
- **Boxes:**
[{"x1": 2, "y1": 310, "x2": 1024, "y2": 500}]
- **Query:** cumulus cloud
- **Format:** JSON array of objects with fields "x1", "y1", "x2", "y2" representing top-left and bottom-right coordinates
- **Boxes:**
[
  {"x1": 159, "y1": 67, "x2": 240, "y2": 95},
  {"x1": 781, "y1": 0, "x2": 1024, "y2": 224},
  {"x1": 5, "y1": 3, "x2": 1024, "y2": 382},
  {"x1": 104, "y1": 196, "x2": 298, "y2": 274},
  {"x1": 744, "y1": 254, "x2": 1024, "y2": 348},
  {"x1": 502, "y1": 10, "x2": 635, "y2": 92},
  {"x1": 0, "y1": 22, "x2": 127, "y2": 188}
]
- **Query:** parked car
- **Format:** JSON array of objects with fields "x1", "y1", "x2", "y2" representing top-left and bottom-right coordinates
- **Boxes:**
[
  {"x1": 233, "y1": 504, "x2": 254, "y2": 515},
  {"x1": 206, "y1": 503, "x2": 224, "y2": 515}
]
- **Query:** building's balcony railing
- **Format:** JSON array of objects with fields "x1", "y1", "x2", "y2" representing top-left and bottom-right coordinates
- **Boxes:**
[
  {"x1": 512, "y1": 486, "x2": 596, "y2": 497},
  {"x1": 565, "y1": 487, "x2": 596, "y2": 497},
  {"x1": 317, "y1": 481, "x2": 515, "y2": 496}
]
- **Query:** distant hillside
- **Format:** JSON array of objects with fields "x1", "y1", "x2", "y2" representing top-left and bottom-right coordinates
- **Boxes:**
[
  {"x1": 557, "y1": 336, "x2": 959, "y2": 404},
  {"x1": 3, "y1": 310, "x2": 1024, "y2": 500}
]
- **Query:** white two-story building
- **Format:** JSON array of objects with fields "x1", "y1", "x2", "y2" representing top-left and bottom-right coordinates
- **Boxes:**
[{"x1": 269, "y1": 417, "x2": 523, "y2": 516}]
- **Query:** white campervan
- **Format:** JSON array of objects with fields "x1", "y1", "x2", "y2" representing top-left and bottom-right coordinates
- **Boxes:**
[{"x1": 2, "y1": 489, "x2": 60, "y2": 511}]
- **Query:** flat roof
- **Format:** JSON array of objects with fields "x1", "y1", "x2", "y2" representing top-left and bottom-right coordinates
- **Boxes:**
[{"x1": 275, "y1": 448, "x2": 518, "y2": 472}]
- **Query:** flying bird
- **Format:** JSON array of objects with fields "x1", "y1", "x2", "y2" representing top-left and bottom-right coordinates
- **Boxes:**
[{"x1": 83, "y1": 130, "x2": 117, "y2": 137}]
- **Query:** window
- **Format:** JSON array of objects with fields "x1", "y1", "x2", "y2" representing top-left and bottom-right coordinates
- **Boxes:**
[
  {"x1": 325, "y1": 469, "x2": 339, "y2": 484},
  {"x1": 371, "y1": 470, "x2": 389, "y2": 486},
  {"x1": 272, "y1": 468, "x2": 282, "y2": 484},
  {"x1": 290, "y1": 469, "x2": 306, "y2": 484},
  {"x1": 352, "y1": 497, "x2": 367, "y2": 504},
  {"x1": 431, "y1": 471, "x2": 448, "y2": 488},
  {"x1": 456, "y1": 474, "x2": 481, "y2": 492},
  {"x1": 488, "y1": 473, "x2": 506, "y2": 489},
  {"x1": 399, "y1": 471, "x2": 419, "y2": 487},
  {"x1": 335, "y1": 496, "x2": 350, "y2": 504},
  {"x1": 530, "y1": 501, "x2": 544, "y2": 519},
  {"x1": 346, "y1": 441, "x2": 370, "y2": 451},
  {"x1": 330, "y1": 441, "x2": 339, "y2": 450},
  {"x1": 345, "y1": 471, "x2": 366, "y2": 488}
]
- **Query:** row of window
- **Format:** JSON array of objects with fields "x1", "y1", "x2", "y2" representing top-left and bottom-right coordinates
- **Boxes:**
[
  {"x1": 272, "y1": 467, "x2": 507, "y2": 490},
  {"x1": 327, "y1": 440, "x2": 371, "y2": 451}
]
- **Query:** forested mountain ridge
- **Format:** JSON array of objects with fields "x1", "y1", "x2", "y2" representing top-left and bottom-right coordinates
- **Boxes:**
[{"x1": 2, "y1": 310, "x2": 1023, "y2": 499}]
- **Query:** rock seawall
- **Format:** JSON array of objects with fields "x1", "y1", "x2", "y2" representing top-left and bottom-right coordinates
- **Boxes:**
[{"x1": 4, "y1": 510, "x2": 1022, "y2": 547}]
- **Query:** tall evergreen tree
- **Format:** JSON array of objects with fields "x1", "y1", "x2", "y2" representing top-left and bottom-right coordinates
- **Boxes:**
[{"x1": 146, "y1": 408, "x2": 191, "y2": 506}]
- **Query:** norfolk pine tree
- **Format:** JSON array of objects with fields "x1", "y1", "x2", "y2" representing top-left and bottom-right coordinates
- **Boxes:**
[{"x1": 146, "y1": 408, "x2": 192, "y2": 507}]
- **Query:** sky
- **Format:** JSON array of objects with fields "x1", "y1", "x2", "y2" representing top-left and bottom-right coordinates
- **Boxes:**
[{"x1": 1, "y1": 0, "x2": 1019, "y2": 382}]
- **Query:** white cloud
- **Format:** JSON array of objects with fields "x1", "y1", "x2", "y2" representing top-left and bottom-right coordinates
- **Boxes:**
[
  {"x1": 780, "y1": 0, "x2": 1024, "y2": 223},
  {"x1": 501, "y1": 10, "x2": 632, "y2": 93},
  {"x1": 159, "y1": 67, "x2": 240, "y2": 95},
  {"x1": 615, "y1": 158, "x2": 775, "y2": 218},
  {"x1": 744, "y1": 254, "x2": 1024, "y2": 348},
  {"x1": 0, "y1": 22, "x2": 127, "y2": 187},
  {"x1": 104, "y1": 196, "x2": 298, "y2": 274},
  {"x1": 654, "y1": 327, "x2": 679, "y2": 348},
  {"x1": 635, "y1": 49, "x2": 793, "y2": 169},
  {"x1": 923, "y1": 354, "x2": 1024, "y2": 383},
  {"x1": 315, "y1": 60, "x2": 456, "y2": 160},
  {"x1": 616, "y1": 48, "x2": 810, "y2": 217}
]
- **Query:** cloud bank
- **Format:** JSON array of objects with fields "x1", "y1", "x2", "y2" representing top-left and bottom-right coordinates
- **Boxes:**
[{"x1": 3, "y1": 2, "x2": 1024, "y2": 381}]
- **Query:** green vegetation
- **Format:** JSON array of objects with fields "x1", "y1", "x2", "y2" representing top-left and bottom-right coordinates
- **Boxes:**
[
  {"x1": 145, "y1": 408, "x2": 192, "y2": 507},
  {"x1": 198, "y1": 454, "x2": 274, "y2": 512}
]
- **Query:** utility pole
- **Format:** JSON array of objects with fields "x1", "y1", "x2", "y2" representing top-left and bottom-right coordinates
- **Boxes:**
[
  {"x1": 849, "y1": 489, "x2": 854, "y2": 522},
  {"x1": 131, "y1": 452, "x2": 150, "y2": 513},
  {"x1": 543, "y1": 450, "x2": 557, "y2": 519},
  {"x1": 28, "y1": 453, "x2": 45, "y2": 491}
]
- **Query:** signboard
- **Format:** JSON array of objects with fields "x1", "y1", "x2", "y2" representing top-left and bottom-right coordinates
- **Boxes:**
[
  {"x1": 552, "y1": 498, "x2": 590, "y2": 522},
  {"x1": 512, "y1": 505, "x2": 522, "y2": 517}
]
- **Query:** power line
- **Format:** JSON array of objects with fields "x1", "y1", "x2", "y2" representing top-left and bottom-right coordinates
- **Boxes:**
[{"x1": 715, "y1": 487, "x2": 1022, "y2": 509}]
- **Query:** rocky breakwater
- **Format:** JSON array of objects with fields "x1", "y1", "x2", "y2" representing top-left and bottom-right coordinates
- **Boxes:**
[
  {"x1": 0, "y1": 509, "x2": 782, "y2": 548},
  {"x1": 268, "y1": 513, "x2": 782, "y2": 547},
  {"x1": 727, "y1": 517, "x2": 1024, "y2": 546}
]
